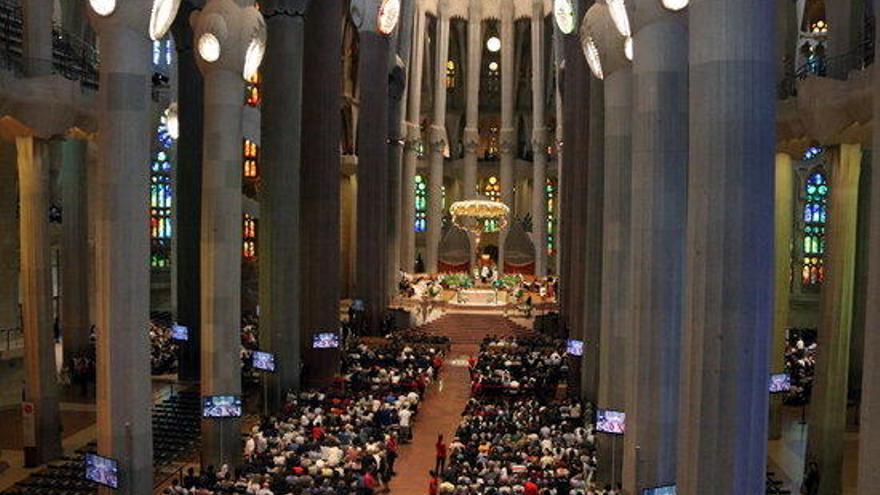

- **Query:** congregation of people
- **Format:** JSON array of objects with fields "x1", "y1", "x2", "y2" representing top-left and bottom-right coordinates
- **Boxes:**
[
  {"x1": 470, "y1": 335, "x2": 568, "y2": 397},
  {"x1": 784, "y1": 328, "x2": 818, "y2": 406}
]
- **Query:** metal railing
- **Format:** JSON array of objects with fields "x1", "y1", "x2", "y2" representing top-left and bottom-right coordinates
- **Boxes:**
[{"x1": 0, "y1": 326, "x2": 23, "y2": 352}]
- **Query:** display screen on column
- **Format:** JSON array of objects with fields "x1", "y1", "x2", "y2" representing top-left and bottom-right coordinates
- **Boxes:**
[{"x1": 202, "y1": 396, "x2": 243, "y2": 418}]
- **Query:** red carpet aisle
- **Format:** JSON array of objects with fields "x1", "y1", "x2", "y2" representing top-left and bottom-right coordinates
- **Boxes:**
[{"x1": 388, "y1": 312, "x2": 529, "y2": 494}]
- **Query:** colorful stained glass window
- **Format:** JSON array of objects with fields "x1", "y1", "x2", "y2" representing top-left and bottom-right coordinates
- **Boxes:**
[
  {"x1": 150, "y1": 113, "x2": 175, "y2": 268},
  {"x1": 243, "y1": 214, "x2": 257, "y2": 260},
  {"x1": 415, "y1": 174, "x2": 427, "y2": 232},
  {"x1": 446, "y1": 60, "x2": 456, "y2": 89},
  {"x1": 244, "y1": 139, "x2": 259, "y2": 178},
  {"x1": 483, "y1": 176, "x2": 500, "y2": 232},
  {"x1": 546, "y1": 177, "x2": 557, "y2": 256},
  {"x1": 245, "y1": 71, "x2": 261, "y2": 107},
  {"x1": 802, "y1": 170, "x2": 828, "y2": 288}
]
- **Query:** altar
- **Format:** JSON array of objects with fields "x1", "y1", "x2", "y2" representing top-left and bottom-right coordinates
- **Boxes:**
[{"x1": 452, "y1": 288, "x2": 507, "y2": 306}]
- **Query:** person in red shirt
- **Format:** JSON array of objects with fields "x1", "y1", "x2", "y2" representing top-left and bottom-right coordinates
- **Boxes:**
[
  {"x1": 428, "y1": 470, "x2": 439, "y2": 495},
  {"x1": 434, "y1": 434, "x2": 447, "y2": 474},
  {"x1": 524, "y1": 479, "x2": 539, "y2": 495}
]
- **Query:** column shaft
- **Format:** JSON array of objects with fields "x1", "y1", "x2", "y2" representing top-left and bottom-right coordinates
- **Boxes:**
[
  {"x1": 94, "y1": 29, "x2": 154, "y2": 494},
  {"x1": 401, "y1": 3, "x2": 426, "y2": 272},
  {"x1": 427, "y1": 8, "x2": 450, "y2": 274},
  {"x1": 21, "y1": 0, "x2": 52, "y2": 76},
  {"x1": 462, "y1": 1, "x2": 481, "y2": 201},
  {"x1": 623, "y1": 16, "x2": 688, "y2": 494},
  {"x1": 200, "y1": 70, "x2": 244, "y2": 468},
  {"x1": 530, "y1": 0, "x2": 547, "y2": 277},
  {"x1": 355, "y1": 31, "x2": 390, "y2": 332},
  {"x1": 498, "y1": 0, "x2": 514, "y2": 272},
  {"x1": 0, "y1": 142, "x2": 19, "y2": 330},
  {"x1": 17, "y1": 136, "x2": 62, "y2": 466},
  {"x1": 598, "y1": 67, "x2": 632, "y2": 485},
  {"x1": 678, "y1": 1, "x2": 776, "y2": 493},
  {"x1": 261, "y1": 10, "x2": 304, "y2": 401},
  {"x1": 60, "y1": 139, "x2": 90, "y2": 366}
]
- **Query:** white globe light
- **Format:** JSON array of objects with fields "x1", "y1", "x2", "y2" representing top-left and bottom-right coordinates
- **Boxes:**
[
  {"x1": 89, "y1": 0, "x2": 116, "y2": 16},
  {"x1": 661, "y1": 0, "x2": 689, "y2": 11},
  {"x1": 489, "y1": 61, "x2": 499, "y2": 72},
  {"x1": 243, "y1": 38, "x2": 266, "y2": 81},
  {"x1": 624, "y1": 36, "x2": 633, "y2": 61},
  {"x1": 164, "y1": 104, "x2": 179, "y2": 139},
  {"x1": 606, "y1": 0, "x2": 631, "y2": 37},
  {"x1": 486, "y1": 36, "x2": 501, "y2": 53},
  {"x1": 150, "y1": 0, "x2": 182, "y2": 41},
  {"x1": 198, "y1": 33, "x2": 221, "y2": 63},
  {"x1": 554, "y1": 0, "x2": 576, "y2": 35},
  {"x1": 378, "y1": 0, "x2": 401, "y2": 35},
  {"x1": 583, "y1": 37, "x2": 604, "y2": 80}
]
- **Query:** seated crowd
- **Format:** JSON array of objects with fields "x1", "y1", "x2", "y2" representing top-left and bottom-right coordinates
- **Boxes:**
[
  {"x1": 470, "y1": 335, "x2": 568, "y2": 397},
  {"x1": 784, "y1": 328, "x2": 817, "y2": 406}
]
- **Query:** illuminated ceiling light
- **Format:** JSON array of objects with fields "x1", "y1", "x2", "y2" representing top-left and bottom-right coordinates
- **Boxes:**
[
  {"x1": 583, "y1": 37, "x2": 604, "y2": 80},
  {"x1": 164, "y1": 103, "x2": 179, "y2": 140},
  {"x1": 488, "y1": 61, "x2": 499, "y2": 72},
  {"x1": 243, "y1": 38, "x2": 265, "y2": 80},
  {"x1": 198, "y1": 33, "x2": 221, "y2": 63},
  {"x1": 89, "y1": 0, "x2": 116, "y2": 16},
  {"x1": 661, "y1": 0, "x2": 689, "y2": 11},
  {"x1": 606, "y1": 0, "x2": 631, "y2": 37},
  {"x1": 554, "y1": 0, "x2": 576, "y2": 35},
  {"x1": 378, "y1": 0, "x2": 401, "y2": 35},
  {"x1": 624, "y1": 36, "x2": 633, "y2": 61},
  {"x1": 150, "y1": 0, "x2": 182, "y2": 41},
  {"x1": 486, "y1": 36, "x2": 501, "y2": 53}
]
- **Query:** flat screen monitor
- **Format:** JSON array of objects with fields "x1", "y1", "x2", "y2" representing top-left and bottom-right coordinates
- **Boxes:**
[
  {"x1": 769, "y1": 373, "x2": 791, "y2": 394},
  {"x1": 642, "y1": 485, "x2": 676, "y2": 495},
  {"x1": 202, "y1": 395, "x2": 242, "y2": 418},
  {"x1": 313, "y1": 332, "x2": 340, "y2": 349},
  {"x1": 567, "y1": 339, "x2": 584, "y2": 357},
  {"x1": 596, "y1": 409, "x2": 626, "y2": 435},
  {"x1": 171, "y1": 324, "x2": 188, "y2": 341},
  {"x1": 85, "y1": 453, "x2": 119, "y2": 489},
  {"x1": 252, "y1": 351, "x2": 276, "y2": 372}
]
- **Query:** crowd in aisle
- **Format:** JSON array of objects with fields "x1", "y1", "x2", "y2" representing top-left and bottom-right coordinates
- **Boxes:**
[{"x1": 784, "y1": 328, "x2": 817, "y2": 406}]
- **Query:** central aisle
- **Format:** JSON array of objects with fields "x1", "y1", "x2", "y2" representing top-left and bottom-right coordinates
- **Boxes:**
[{"x1": 388, "y1": 311, "x2": 529, "y2": 494}]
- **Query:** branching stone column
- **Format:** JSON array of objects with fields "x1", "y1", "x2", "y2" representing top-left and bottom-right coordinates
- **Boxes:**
[
  {"x1": 193, "y1": 0, "x2": 266, "y2": 467},
  {"x1": 857, "y1": 8, "x2": 880, "y2": 491},
  {"x1": 22, "y1": 0, "x2": 52, "y2": 76},
  {"x1": 427, "y1": 0, "x2": 450, "y2": 274},
  {"x1": 462, "y1": 0, "x2": 482, "y2": 267},
  {"x1": 0, "y1": 143, "x2": 18, "y2": 330},
  {"x1": 353, "y1": 0, "x2": 396, "y2": 331},
  {"x1": 498, "y1": 0, "x2": 515, "y2": 272},
  {"x1": 260, "y1": 0, "x2": 307, "y2": 405},
  {"x1": 302, "y1": 0, "x2": 344, "y2": 384},
  {"x1": 622, "y1": 2, "x2": 687, "y2": 493},
  {"x1": 678, "y1": 0, "x2": 776, "y2": 493},
  {"x1": 60, "y1": 138, "x2": 90, "y2": 367},
  {"x1": 400, "y1": 0, "x2": 426, "y2": 273},
  {"x1": 16, "y1": 136, "x2": 62, "y2": 467},
  {"x1": 530, "y1": 0, "x2": 548, "y2": 277},
  {"x1": 88, "y1": 2, "x2": 165, "y2": 491}
]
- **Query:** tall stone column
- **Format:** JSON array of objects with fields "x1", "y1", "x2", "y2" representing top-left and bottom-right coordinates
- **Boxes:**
[
  {"x1": 60, "y1": 138, "x2": 90, "y2": 366},
  {"x1": 857, "y1": 8, "x2": 880, "y2": 490},
  {"x1": 193, "y1": 0, "x2": 265, "y2": 467},
  {"x1": 530, "y1": 0, "x2": 548, "y2": 278},
  {"x1": 426, "y1": 1, "x2": 450, "y2": 274},
  {"x1": 622, "y1": 3, "x2": 687, "y2": 493},
  {"x1": 462, "y1": 0, "x2": 482, "y2": 268},
  {"x1": 825, "y1": 0, "x2": 854, "y2": 62},
  {"x1": 806, "y1": 144, "x2": 863, "y2": 495},
  {"x1": 16, "y1": 136, "x2": 62, "y2": 466},
  {"x1": 0, "y1": 143, "x2": 18, "y2": 330},
  {"x1": 677, "y1": 0, "x2": 776, "y2": 493},
  {"x1": 21, "y1": 0, "x2": 52, "y2": 76},
  {"x1": 498, "y1": 0, "x2": 515, "y2": 272},
  {"x1": 770, "y1": 152, "x2": 795, "y2": 440},
  {"x1": 401, "y1": 1, "x2": 426, "y2": 272},
  {"x1": 354, "y1": 0, "x2": 393, "y2": 332},
  {"x1": 302, "y1": 0, "x2": 343, "y2": 384},
  {"x1": 88, "y1": 4, "x2": 159, "y2": 491},
  {"x1": 171, "y1": 2, "x2": 204, "y2": 383}
]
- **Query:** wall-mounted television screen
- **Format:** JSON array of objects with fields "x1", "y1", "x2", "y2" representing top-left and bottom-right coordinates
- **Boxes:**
[
  {"x1": 202, "y1": 395, "x2": 242, "y2": 418},
  {"x1": 567, "y1": 339, "x2": 584, "y2": 357},
  {"x1": 769, "y1": 373, "x2": 791, "y2": 394},
  {"x1": 171, "y1": 324, "x2": 189, "y2": 341},
  {"x1": 596, "y1": 409, "x2": 626, "y2": 435},
  {"x1": 313, "y1": 332, "x2": 340, "y2": 349},
  {"x1": 252, "y1": 351, "x2": 276, "y2": 372},
  {"x1": 642, "y1": 485, "x2": 676, "y2": 495},
  {"x1": 85, "y1": 453, "x2": 118, "y2": 489}
]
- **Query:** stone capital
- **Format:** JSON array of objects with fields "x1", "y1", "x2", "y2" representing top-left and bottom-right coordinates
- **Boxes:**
[
  {"x1": 531, "y1": 128, "x2": 550, "y2": 152},
  {"x1": 192, "y1": 0, "x2": 267, "y2": 76},
  {"x1": 428, "y1": 124, "x2": 447, "y2": 151},
  {"x1": 499, "y1": 127, "x2": 516, "y2": 155},
  {"x1": 463, "y1": 127, "x2": 480, "y2": 153}
]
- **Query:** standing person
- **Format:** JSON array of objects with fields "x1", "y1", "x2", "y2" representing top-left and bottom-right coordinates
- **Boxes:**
[
  {"x1": 524, "y1": 479, "x2": 539, "y2": 495},
  {"x1": 428, "y1": 470, "x2": 439, "y2": 495},
  {"x1": 398, "y1": 406, "x2": 413, "y2": 442},
  {"x1": 434, "y1": 434, "x2": 447, "y2": 474},
  {"x1": 385, "y1": 434, "x2": 399, "y2": 476}
]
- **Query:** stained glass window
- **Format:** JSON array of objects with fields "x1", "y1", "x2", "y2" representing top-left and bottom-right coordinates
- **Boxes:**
[
  {"x1": 446, "y1": 60, "x2": 456, "y2": 89},
  {"x1": 150, "y1": 113, "x2": 175, "y2": 268},
  {"x1": 802, "y1": 169, "x2": 828, "y2": 288},
  {"x1": 245, "y1": 71, "x2": 261, "y2": 107},
  {"x1": 415, "y1": 174, "x2": 427, "y2": 232},
  {"x1": 546, "y1": 177, "x2": 557, "y2": 256},
  {"x1": 483, "y1": 176, "x2": 500, "y2": 232},
  {"x1": 243, "y1": 214, "x2": 257, "y2": 260},
  {"x1": 244, "y1": 139, "x2": 259, "y2": 178}
]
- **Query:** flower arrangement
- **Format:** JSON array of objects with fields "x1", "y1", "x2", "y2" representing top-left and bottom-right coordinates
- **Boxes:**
[{"x1": 441, "y1": 273, "x2": 475, "y2": 289}]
